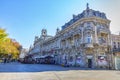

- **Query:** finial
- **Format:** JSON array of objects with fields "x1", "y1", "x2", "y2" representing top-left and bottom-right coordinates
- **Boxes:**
[{"x1": 86, "y1": 3, "x2": 89, "y2": 9}]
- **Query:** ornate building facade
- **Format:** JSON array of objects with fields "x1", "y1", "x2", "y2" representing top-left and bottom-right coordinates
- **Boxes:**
[
  {"x1": 28, "y1": 4, "x2": 113, "y2": 68},
  {"x1": 111, "y1": 34, "x2": 120, "y2": 70},
  {"x1": 29, "y1": 29, "x2": 53, "y2": 59}
]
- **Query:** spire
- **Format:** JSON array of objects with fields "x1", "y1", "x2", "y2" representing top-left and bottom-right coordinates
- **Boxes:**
[{"x1": 86, "y1": 3, "x2": 89, "y2": 9}]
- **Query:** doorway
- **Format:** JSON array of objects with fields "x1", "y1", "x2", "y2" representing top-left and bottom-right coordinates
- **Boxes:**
[{"x1": 88, "y1": 59, "x2": 92, "y2": 68}]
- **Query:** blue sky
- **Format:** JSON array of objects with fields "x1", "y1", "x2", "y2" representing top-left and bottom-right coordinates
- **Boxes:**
[{"x1": 0, "y1": 0, "x2": 120, "y2": 48}]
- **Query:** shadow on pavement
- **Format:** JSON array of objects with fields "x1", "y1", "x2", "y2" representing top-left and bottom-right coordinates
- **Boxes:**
[{"x1": 0, "y1": 62, "x2": 112, "y2": 73}]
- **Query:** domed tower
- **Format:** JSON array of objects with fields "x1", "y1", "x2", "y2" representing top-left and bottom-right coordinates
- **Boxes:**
[{"x1": 41, "y1": 29, "x2": 47, "y2": 36}]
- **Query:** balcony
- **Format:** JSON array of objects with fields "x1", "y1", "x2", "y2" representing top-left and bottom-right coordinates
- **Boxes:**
[
  {"x1": 98, "y1": 28, "x2": 108, "y2": 34},
  {"x1": 84, "y1": 43, "x2": 94, "y2": 49},
  {"x1": 113, "y1": 48, "x2": 120, "y2": 53},
  {"x1": 100, "y1": 43, "x2": 107, "y2": 47}
]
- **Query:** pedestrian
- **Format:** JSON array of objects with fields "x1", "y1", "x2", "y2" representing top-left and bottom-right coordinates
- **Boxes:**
[{"x1": 4, "y1": 58, "x2": 6, "y2": 63}]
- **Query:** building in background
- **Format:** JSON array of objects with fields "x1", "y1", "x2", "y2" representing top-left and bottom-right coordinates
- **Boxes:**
[
  {"x1": 112, "y1": 34, "x2": 120, "y2": 70},
  {"x1": 28, "y1": 29, "x2": 53, "y2": 62},
  {"x1": 19, "y1": 48, "x2": 29, "y2": 62}
]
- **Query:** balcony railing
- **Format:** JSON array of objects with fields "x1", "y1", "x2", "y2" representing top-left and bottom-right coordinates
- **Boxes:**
[
  {"x1": 113, "y1": 48, "x2": 120, "y2": 53},
  {"x1": 84, "y1": 43, "x2": 94, "y2": 48},
  {"x1": 100, "y1": 43, "x2": 107, "y2": 46},
  {"x1": 98, "y1": 28, "x2": 108, "y2": 34}
]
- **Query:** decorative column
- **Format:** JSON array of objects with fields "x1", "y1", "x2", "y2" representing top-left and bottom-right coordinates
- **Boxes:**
[
  {"x1": 94, "y1": 21, "x2": 98, "y2": 44},
  {"x1": 81, "y1": 27, "x2": 84, "y2": 43},
  {"x1": 94, "y1": 21, "x2": 99, "y2": 68}
]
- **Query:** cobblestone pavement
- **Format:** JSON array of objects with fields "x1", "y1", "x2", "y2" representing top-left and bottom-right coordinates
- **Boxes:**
[{"x1": 0, "y1": 62, "x2": 120, "y2": 80}]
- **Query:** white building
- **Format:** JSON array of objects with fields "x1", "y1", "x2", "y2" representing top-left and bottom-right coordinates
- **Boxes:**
[
  {"x1": 19, "y1": 48, "x2": 28, "y2": 61},
  {"x1": 111, "y1": 34, "x2": 120, "y2": 70},
  {"x1": 28, "y1": 29, "x2": 53, "y2": 59},
  {"x1": 28, "y1": 4, "x2": 114, "y2": 69}
]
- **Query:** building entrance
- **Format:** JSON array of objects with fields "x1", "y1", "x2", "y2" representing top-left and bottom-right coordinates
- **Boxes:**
[{"x1": 88, "y1": 59, "x2": 92, "y2": 68}]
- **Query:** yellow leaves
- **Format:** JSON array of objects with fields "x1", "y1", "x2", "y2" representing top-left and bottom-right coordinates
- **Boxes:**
[
  {"x1": 0, "y1": 28, "x2": 21, "y2": 59},
  {"x1": 0, "y1": 28, "x2": 8, "y2": 40}
]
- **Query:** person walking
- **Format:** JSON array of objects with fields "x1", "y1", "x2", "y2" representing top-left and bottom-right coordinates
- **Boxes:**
[{"x1": 4, "y1": 58, "x2": 6, "y2": 63}]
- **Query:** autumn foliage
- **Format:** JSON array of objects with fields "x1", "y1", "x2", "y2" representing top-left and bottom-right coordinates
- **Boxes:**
[{"x1": 0, "y1": 28, "x2": 22, "y2": 59}]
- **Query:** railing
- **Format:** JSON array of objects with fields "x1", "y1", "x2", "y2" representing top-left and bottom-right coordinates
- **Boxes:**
[
  {"x1": 100, "y1": 43, "x2": 107, "y2": 46},
  {"x1": 84, "y1": 43, "x2": 94, "y2": 48},
  {"x1": 98, "y1": 28, "x2": 108, "y2": 34},
  {"x1": 113, "y1": 48, "x2": 120, "y2": 53}
]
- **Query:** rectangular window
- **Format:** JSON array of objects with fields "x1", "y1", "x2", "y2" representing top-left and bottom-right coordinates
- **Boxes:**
[
  {"x1": 85, "y1": 36, "x2": 92, "y2": 43},
  {"x1": 88, "y1": 38, "x2": 91, "y2": 43}
]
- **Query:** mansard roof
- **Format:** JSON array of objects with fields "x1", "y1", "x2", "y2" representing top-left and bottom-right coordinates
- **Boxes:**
[{"x1": 62, "y1": 5, "x2": 108, "y2": 30}]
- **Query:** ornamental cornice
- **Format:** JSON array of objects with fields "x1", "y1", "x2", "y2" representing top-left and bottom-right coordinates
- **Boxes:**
[
  {"x1": 59, "y1": 17, "x2": 110, "y2": 36},
  {"x1": 36, "y1": 17, "x2": 111, "y2": 48}
]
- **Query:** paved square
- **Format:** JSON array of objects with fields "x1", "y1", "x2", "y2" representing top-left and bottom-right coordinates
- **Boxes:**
[{"x1": 0, "y1": 63, "x2": 120, "y2": 80}]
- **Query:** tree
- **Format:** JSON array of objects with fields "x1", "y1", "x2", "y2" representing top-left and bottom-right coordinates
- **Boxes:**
[
  {"x1": 10, "y1": 39, "x2": 22, "y2": 59},
  {"x1": 0, "y1": 28, "x2": 8, "y2": 55},
  {"x1": 0, "y1": 28, "x2": 22, "y2": 59},
  {"x1": 0, "y1": 28, "x2": 8, "y2": 40}
]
